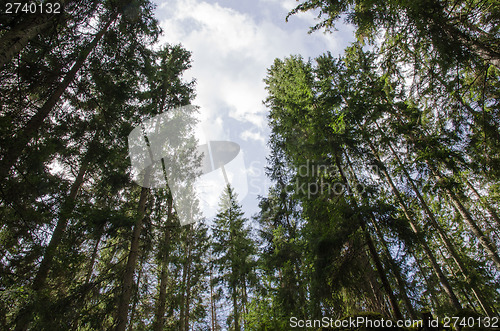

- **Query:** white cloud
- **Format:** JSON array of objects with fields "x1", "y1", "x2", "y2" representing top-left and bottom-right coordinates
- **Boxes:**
[
  {"x1": 155, "y1": 0, "x2": 350, "y2": 136},
  {"x1": 240, "y1": 129, "x2": 266, "y2": 144},
  {"x1": 260, "y1": 0, "x2": 315, "y2": 19},
  {"x1": 153, "y1": 0, "x2": 354, "y2": 214}
]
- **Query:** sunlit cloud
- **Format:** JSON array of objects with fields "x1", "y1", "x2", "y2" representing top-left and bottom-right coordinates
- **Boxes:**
[{"x1": 153, "y1": 0, "x2": 354, "y2": 214}]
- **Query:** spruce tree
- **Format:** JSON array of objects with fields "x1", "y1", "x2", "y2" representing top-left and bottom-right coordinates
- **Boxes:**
[{"x1": 212, "y1": 185, "x2": 255, "y2": 331}]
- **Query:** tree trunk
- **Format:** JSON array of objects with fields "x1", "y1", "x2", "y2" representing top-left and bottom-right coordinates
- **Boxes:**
[
  {"x1": 363, "y1": 223, "x2": 404, "y2": 320},
  {"x1": 370, "y1": 141, "x2": 464, "y2": 310},
  {"x1": 372, "y1": 219, "x2": 417, "y2": 319},
  {"x1": 184, "y1": 242, "x2": 193, "y2": 331},
  {"x1": 414, "y1": 253, "x2": 439, "y2": 312},
  {"x1": 179, "y1": 228, "x2": 193, "y2": 331},
  {"x1": 374, "y1": 121, "x2": 496, "y2": 312},
  {"x1": 153, "y1": 194, "x2": 173, "y2": 331},
  {"x1": 85, "y1": 224, "x2": 104, "y2": 285},
  {"x1": 420, "y1": 178, "x2": 494, "y2": 315},
  {"x1": 114, "y1": 166, "x2": 151, "y2": 331},
  {"x1": 0, "y1": 2, "x2": 68, "y2": 69},
  {"x1": 378, "y1": 118, "x2": 500, "y2": 271},
  {"x1": 128, "y1": 254, "x2": 146, "y2": 331},
  {"x1": 433, "y1": 170, "x2": 500, "y2": 270},
  {"x1": 345, "y1": 152, "x2": 417, "y2": 319},
  {"x1": 441, "y1": 22, "x2": 500, "y2": 69},
  {"x1": 227, "y1": 221, "x2": 240, "y2": 331},
  {"x1": 68, "y1": 224, "x2": 105, "y2": 331},
  {"x1": 14, "y1": 157, "x2": 89, "y2": 331},
  {"x1": 242, "y1": 279, "x2": 248, "y2": 330},
  {"x1": 210, "y1": 265, "x2": 217, "y2": 331},
  {"x1": 335, "y1": 154, "x2": 403, "y2": 320},
  {"x1": 232, "y1": 286, "x2": 239, "y2": 331},
  {"x1": 365, "y1": 265, "x2": 387, "y2": 314},
  {"x1": 436, "y1": 246, "x2": 478, "y2": 312},
  {"x1": 0, "y1": 11, "x2": 118, "y2": 181},
  {"x1": 153, "y1": 253, "x2": 169, "y2": 331},
  {"x1": 465, "y1": 179, "x2": 500, "y2": 228},
  {"x1": 33, "y1": 159, "x2": 89, "y2": 291}
]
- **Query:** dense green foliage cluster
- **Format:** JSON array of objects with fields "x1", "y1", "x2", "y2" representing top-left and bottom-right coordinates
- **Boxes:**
[
  {"x1": 1, "y1": 0, "x2": 499, "y2": 330},
  {"x1": 0, "y1": 0, "x2": 209, "y2": 329},
  {"x1": 252, "y1": 0, "x2": 500, "y2": 328}
]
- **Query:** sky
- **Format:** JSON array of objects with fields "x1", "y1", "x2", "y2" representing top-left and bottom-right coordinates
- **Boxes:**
[{"x1": 152, "y1": 0, "x2": 355, "y2": 218}]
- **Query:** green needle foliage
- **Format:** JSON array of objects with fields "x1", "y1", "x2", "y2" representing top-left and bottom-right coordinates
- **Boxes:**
[
  {"x1": 1, "y1": 0, "x2": 499, "y2": 329},
  {"x1": 212, "y1": 185, "x2": 256, "y2": 331}
]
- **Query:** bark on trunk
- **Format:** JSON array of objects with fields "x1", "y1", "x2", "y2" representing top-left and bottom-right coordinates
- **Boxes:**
[
  {"x1": 362, "y1": 223, "x2": 404, "y2": 320},
  {"x1": 441, "y1": 22, "x2": 500, "y2": 69},
  {"x1": 85, "y1": 225, "x2": 104, "y2": 285},
  {"x1": 33, "y1": 158, "x2": 89, "y2": 290},
  {"x1": 179, "y1": 228, "x2": 193, "y2": 331},
  {"x1": 230, "y1": 226, "x2": 240, "y2": 331},
  {"x1": 374, "y1": 119, "x2": 495, "y2": 312},
  {"x1": 184, "y1": 245, "x2": 192, "y2": 331},
  {"x1": 128, "y1": 255, "x2": 146, "y2": 331},
  {"x1": 232, "y1": 287, "x2": 239, "y2": 331},
  {"x1": 210, "y1": 266, "x2": 217, "y2": 331},
  {"x1": 436, "y1": 246, "x2": 478, "y2": 312},
  {"x1": 372, "y1": 219, "x2": 417, "y2": 319}
]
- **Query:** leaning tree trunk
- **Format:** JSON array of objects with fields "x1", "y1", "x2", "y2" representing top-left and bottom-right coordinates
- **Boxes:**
[
  {"x1": 379, "y1": 115, "x2": 500, "y2": 272},
  {"x1": 0, "y1": 0, "x2": 70, "y2": 69},
  {"x1": 370, "y1": 140, "x2": 465, "y2": 310},
  {"x1": 335, "y1": 153, "x2": 403, "y2": 320},
  {"x1": 363, "y1": 223, "x2": 404, "y2": 320},
  {"x1": 30, "y1": 130, "x2": 101, "y2": 294},
  {"x1": 441, "y1": 22, "x2": 500, "y2": 70},
  {"x1": 345, "y1": 153, "x2": 417, "y2": 319},
  {"x1": 69, "y1": 223, "x2": 106, "y2": 331},
  {"x1": 127, "y1": 254, "x2": 144, "y2": 331},
  {"x1": 14, "y1": 155, "x2": 90, "y2": 331},
  {"x1": 33, "y1": 158, "x2": 89, "y2": 291},
  {"x1": 0, "y1": 11, "x2": 118, "y2": 181},
  {"x1": 435, "y1": 246, "x2": 478, "y2": 311},
  {"x1": 465, "y1": 179, "x2": 500, "y2": 228},
  {"x1": 413, "y1": 253, "x2": 439, "y2": 312},
  {"x1": 393, "y1": 145, "x2": 494, "y2": 314},
  {"x1": 85, "y1": 224, "x2": 105, "y2": 285},
  {"x1": 432, "y1": 168, "x2": 500, "y2": 270},
  {"x1": 371, "y1": 217, "x2": 417, "y2": 319}
]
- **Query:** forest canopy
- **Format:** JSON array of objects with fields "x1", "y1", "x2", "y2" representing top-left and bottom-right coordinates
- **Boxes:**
[{"x1": 0, "y1": 0, "x2": 499, "y2": 330}]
